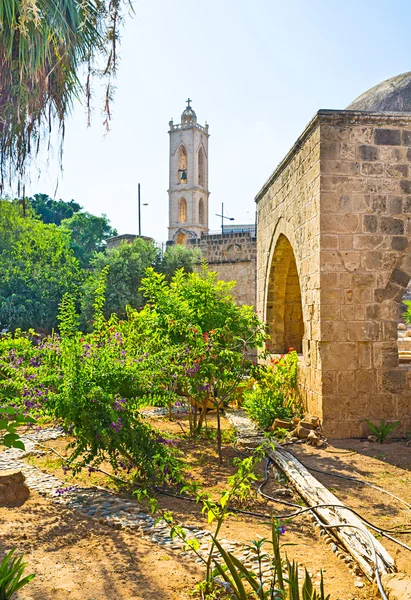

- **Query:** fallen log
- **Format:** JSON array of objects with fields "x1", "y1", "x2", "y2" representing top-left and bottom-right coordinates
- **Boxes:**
[{"x1": 267, "y1": 447, "x2": 396, "y2": 581}]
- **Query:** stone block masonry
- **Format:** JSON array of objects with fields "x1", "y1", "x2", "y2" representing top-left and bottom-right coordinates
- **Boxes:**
[
  {"x1": 188, "y1": 231, "x2": 256, "y2": 306},
  {"x1": 256, "y1": 110, "x2": 411, "y2": 438}
]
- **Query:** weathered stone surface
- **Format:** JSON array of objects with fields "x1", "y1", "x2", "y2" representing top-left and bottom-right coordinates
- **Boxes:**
[
  {"x1": 256, "y1": 109, "x2": 411, "y2": 438},
  {"x1": 357, "y1": 145, "x2": 378, "y2": 161},
  {"x1": 188, "y1": 232, "x2": 256, "y2": 307},
  {"x1": 374, "y1": 129, "x2": 401, "y2": 146},
  {"x1": 0, "y1": 470, "x2": 29, "y2": 505}
]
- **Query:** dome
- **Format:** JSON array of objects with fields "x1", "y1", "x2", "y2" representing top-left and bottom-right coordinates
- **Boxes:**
[
  {"x1": 181, "y1": 99, "x2": 197, "y2": 125},
  {"x1": 346, "y1": 72, "x2": 411, "y2": 112}
]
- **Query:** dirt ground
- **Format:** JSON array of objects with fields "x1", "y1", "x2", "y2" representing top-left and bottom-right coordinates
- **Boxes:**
[
  {"x1": 0, "y1": 492, "x2": 201, "y2": 599},
  {"x1": 2, "y1": 413, "x2": 410, "y2": 599},
  {"x1": 291, "y1": 438, "x2": 411, "y2": 576}
]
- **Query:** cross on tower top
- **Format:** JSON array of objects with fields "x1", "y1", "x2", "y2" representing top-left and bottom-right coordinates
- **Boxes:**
[{"x1": 186, "y1": 98, "x2": 192, "y2": 108}]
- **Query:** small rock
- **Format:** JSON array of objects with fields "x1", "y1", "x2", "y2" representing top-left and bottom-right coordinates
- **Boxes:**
[
  {"x1": 296, "y1": 423, "x2": 311, "y2": 439},
  {"x1": 270, "y1": 418, "x2": 293, "y2": 432},
  {"x1": 398, "y1": 323, "x2": 407, "y2": 330},
  {"x1": 354, "y1": 581, "x2": 364, "y2": 588},
  {"x1": 307, "y1": 430, "x2": 320, "y2": 443},
  {"x1": 0, "y1": 470, "x2": 30, "y2": 506}
]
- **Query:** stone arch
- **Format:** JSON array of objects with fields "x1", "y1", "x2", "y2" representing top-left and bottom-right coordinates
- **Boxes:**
[
  {"x1": 375, "y1": 246, "x2": 411, "y2": 363},
  {"x1": 198, "y1": 198, "x2": 205, "y2": 224},
  {"x1": 179, "y1": 198, "x2": 187, "y2": 223},
  {"x1": 266, "y1": 233, "x2": 304, "y2": 353},
  {"x1": 198, "y1": 146, "x2": 205, "y2": 186},
  {"x1": 225, "y1": 243, "x2": 241, "y2": 260},
  {"x1": 178, "y1": 144, "x2": 187, "y2": 184},
  {"x1": 173, "y1": 228, "x2": 197, "y2": 246}
]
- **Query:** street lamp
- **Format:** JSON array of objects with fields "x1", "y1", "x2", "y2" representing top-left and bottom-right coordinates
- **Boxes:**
[
  {"x1": 138, "y1": 183, "x2": 149, "y2": 236},
  {"x1": 215, "y1": 202, "x2": 234, "y2": 236}
]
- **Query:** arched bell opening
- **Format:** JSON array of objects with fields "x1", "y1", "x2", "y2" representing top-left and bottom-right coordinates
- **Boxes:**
[
  {"x1": 177, "y1": 145, "x2": 187, "y2": 184},
  {"x1": 198, "y1": 147, "x2": 205, "y2": 187},
  {"x1": 266, "y1": 234, "x2": 304, "y2": 353},
  {"x1": 179, "y1": 198, "x2": 187, "y2": 223}
]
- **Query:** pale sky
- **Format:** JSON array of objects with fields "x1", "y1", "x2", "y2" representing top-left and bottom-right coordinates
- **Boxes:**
[{"x1": 26, "y1": 0, "x2": 411, "y2": 242}]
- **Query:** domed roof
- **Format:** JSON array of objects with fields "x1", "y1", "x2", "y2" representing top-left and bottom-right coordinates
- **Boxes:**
[
  {"x1": 181, "y1": 98, "x2": 197, "y2": 125},
  {"x1": 347, "y1": 72, "x2": 411, "y2": 112}
]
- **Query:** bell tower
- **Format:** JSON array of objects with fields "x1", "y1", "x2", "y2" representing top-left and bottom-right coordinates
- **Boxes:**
[{"x1": 168, "y1": 99, "x2": 210, "y2": 244}]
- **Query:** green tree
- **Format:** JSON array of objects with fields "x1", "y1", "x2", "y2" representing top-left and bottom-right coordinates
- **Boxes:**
[
  {"x1": 29, "y1": 193, "x2": 81, "y2": 225},
  {"x1": 139, "y1": 267, "x2": 266, "y2": 460},
  {"x1": 157, "y1": 244, "x2": 201, "y2": 280},
  {"x1": 0, "y1": 0, "x2": 129, "y2": 187},
  {"x1": 81, "y1": 240, "x2": 201, "y2": 327},
  {"x1": 61, "y1": 211, "x2": 117, "y2": 267},
  {"x1": 0, "y1": 200, "x2": 81, "y2": 332},
  {"x1": 81, "y1": 238, "x2": 160, "y2": 325}
]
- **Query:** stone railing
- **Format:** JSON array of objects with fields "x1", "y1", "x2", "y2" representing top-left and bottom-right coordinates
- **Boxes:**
[{"x1": 169, "y1": 122, "x2": 208, "y2": 132}]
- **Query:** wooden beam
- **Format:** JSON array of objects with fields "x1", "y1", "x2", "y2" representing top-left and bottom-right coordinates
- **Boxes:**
[{"x1": 267, "y1": 447, "x2": 396, "y2": 581}]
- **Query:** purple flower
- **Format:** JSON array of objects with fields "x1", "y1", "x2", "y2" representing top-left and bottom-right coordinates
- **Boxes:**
[
  {"x1": 279, "y1": 525, "x2": 286, "y2": 535},
  {"x1": 110, "y1": 418, "x2": 123, "y2": 432},
  {"x1": 55, "y1": 486, "x2": 76, "y2": 496},
  {"x1": 156, "y1": 436, "x2": 178, "y2": 446},
  {"x1": 113, "y1": 398, "x2": 127, "y2": 411}
]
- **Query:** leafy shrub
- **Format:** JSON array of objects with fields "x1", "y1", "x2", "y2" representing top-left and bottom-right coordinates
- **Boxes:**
[
  {"x1": 366, "y1": 419, "x2": 400, "y2": 443},
  {"x1": 403, "y1": 300, "x2": 411, "y2": 325},
  {"x1": 47, "y1": 286, "x2": 184, "y2": 488},
  {"x1": 211, "y1": 522, "x2": 330, "y2": 599},
  {"x1": 243, "y1": 351, "x2": 300, "y2": 430},
  {"x1": 0, "y1": 549, "x2": 35, "y2": 599},
  {"x1": 166, "y1": 448, "x2": 329, "y2": 600}
]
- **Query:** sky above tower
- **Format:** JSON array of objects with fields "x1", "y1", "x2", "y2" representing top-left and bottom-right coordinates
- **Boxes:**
[{"x1": 25, "y1": 0, "x2": 411, "y2": 242}]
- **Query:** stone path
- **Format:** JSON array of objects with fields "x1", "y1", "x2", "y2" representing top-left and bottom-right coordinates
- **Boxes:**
[
  {"x1": 0, "y1": 426, "x2": 270, "y2": 573},
  {"x1": 1, "y1": 417, "x2": 353, "y2": 585},
  {"x1": 225, "y1": 408, "x2": 263, "y2": 439}
]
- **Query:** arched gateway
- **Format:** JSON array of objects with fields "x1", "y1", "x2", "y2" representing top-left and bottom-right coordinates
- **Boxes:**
[{"x1": 256, "y1": 72, "x2": 411, "y2": 438}]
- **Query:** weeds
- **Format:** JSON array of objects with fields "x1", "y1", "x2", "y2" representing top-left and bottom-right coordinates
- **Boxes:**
[
  {"x1": 0, "y1": 549, "x2": 35, "y2": 600},
  {"x1": 366, "y1": 420, "x2": 400, "y2": 443}
]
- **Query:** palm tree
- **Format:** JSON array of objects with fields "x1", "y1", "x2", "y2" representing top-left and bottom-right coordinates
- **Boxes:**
[{"x1": 0, "y1": 0, "x2": 127, "y2": 189}]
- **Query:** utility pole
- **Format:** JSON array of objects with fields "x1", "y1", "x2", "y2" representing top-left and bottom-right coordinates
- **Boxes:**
[
  {"x1": 215, "y1": 202, "x2": 234, "y2": 236},
  {"x1": 138, "y1": 183, "x2": 141, "y2": 236}
]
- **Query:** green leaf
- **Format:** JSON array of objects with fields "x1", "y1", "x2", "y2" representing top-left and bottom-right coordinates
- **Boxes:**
[{"x1": 211, "y1": 536, "x2": 248, "y2": 600}]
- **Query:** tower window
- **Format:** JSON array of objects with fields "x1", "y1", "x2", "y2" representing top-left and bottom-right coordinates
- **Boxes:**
[
  {"x1": 178, "y1": 145, "x2": 187, "y2": 184},
  {"x1": 198, "y1": 147, "x2": 205, "y2": 186},
  {"x1": 179, "y1": 198, "x2": 187, "y2": 222},
  {"x1": 199, "y1": 198, "x2": 205, "y2": 224}
]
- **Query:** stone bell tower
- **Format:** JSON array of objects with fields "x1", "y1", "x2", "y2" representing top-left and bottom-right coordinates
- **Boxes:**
[{"x1": 168, "y1": 99, "x2": 210, "y2": 244}]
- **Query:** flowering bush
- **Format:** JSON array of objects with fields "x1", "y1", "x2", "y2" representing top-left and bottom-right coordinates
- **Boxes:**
[
  {"x1": 0, "y1": 264, "x2": 268, "y2": 475},
  {"x1": 243, "y1": 351, "x2": 300, "y2": 430},
  {"x1": 138, "y1": 267, "x2": 267, "y2": 460},
  {"x1": 46, "y1": 284, "x2": 184, "y2": 488}
]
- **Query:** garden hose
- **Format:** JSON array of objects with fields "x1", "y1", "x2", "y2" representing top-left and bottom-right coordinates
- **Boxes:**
[{"x1": 26, "y1": 433, "x2": 406, "y2": 600}]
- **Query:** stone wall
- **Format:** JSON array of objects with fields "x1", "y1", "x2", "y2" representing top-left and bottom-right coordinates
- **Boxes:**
[
  {"x1": 256, "y1": 110, "x2": 411, "y2": 438},
  {"x1": 256, "y1": 121, "x2": 322, "y2": 417},
  {"x1": 188, "y1": 232, "x2": 257, "y2": 306}
]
